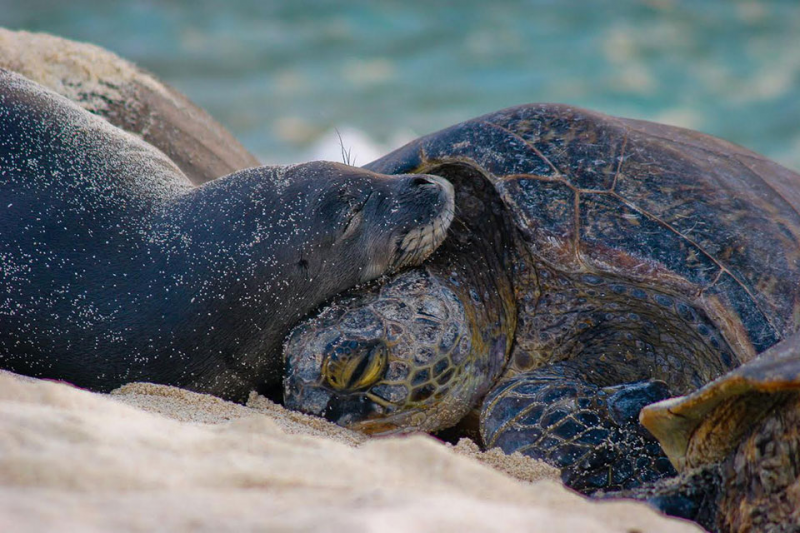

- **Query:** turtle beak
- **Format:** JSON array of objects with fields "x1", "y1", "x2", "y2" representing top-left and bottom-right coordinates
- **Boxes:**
[
  {"x1": 283, "y1": 380, "x2": 333, "y2": 418},
  {"x1": 322, "y1": 393, "x2": 383, "y2": 427},
  {"x1": 348, "y1": 419, "x2": 403, "y2": 435},
  {"x1": 345, "y1": 407, "x2": 429, "y2": 436}
]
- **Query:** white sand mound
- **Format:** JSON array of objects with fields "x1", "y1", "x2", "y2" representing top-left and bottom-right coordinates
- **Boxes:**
[{"x1": 0, "y1": 371, "x2": 700, "y2": 532}]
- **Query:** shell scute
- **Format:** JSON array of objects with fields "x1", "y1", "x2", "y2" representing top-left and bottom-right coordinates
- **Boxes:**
[
  {"x1": 488, "y1": 104, "x2": 628, "y2": 191},
  {"x1": 700, "y1": 272, "x2": 779, "y2": 356},
  {"x1": 579, "y1": 193, "x2": 720, "y2": 288},
  {"x1": 614, "y1": 125, "x2": 800, "y2": 338},
  {"x1": 499, "y1": 176, "x2": 577, "y2": 267},
  {"x1": 419, "y1": 120, "x2": 554, "y2": 178}
]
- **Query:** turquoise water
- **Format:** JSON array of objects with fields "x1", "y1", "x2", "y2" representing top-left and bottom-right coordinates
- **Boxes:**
[{"x1": 3, "y1": 0, "x2": 800, "y2": 170}]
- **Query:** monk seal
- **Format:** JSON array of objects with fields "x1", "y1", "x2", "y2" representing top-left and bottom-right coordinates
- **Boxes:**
[{"x1": 0, "y1": 69, "x2": 455, "y2": 401}]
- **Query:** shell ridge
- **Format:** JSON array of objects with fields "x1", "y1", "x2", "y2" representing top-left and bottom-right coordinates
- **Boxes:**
[
  {"x1": 604, "y1": 189, "x2": 771, "y2": 323},
  {"x1": 479, "y1": 120, "x2": 567, "y2": 179},
  {"x1": 609, "y1": 129, "x2": 629, "y2": 193},
  {"x1": 573, "y1": 190, "x2": 583, "y2": 266},
  {"x1": 735, "y1": 155, "x2": 800, "y2": 229},
  {"x1": 619, "y1": 121, "x2": 750, "y2": 162}
]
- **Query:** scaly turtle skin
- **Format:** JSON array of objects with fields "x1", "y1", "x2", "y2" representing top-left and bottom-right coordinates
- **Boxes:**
[
  {"x1": 622, "y1": 332, "x2": 800, "y2": 532},
  {"x1": 284, "y1": 104, "x2": 800, "y2": 492}
]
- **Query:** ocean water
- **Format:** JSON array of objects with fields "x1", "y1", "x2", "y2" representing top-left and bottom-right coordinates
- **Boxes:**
[{"x1": 2, "y1": 0, "x2": 799, "y2": 171}]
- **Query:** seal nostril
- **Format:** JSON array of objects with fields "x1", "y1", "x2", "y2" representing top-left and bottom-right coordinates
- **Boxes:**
[{"x1": 410, "y1": 176, "x2": 435, "y2": 187}]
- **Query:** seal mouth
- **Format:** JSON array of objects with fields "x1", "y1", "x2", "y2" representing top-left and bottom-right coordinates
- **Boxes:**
[{"x1": 390, "y1": 175, "x2": 455, "y2": 273}]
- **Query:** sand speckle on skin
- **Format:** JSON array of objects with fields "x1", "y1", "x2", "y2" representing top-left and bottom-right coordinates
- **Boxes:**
[
  {"x1": 0, "y1": 371, "x2": 702, "y2": 532},
  {"x1": 0, "y1": 28, "x2": 261, "y2": 186}
]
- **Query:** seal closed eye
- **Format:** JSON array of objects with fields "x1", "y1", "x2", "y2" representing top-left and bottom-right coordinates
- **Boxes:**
[{"x1": 0, "y1": 69, "x2": 455, "y2": 401}]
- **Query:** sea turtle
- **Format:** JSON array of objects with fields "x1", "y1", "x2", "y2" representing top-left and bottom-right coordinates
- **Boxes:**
[
  {"x1": 622, "y1": 331, "x2": 800, "y2": 532},
  {"x1": 283, "y1": 103, "x2": 800, "y2": 492}
]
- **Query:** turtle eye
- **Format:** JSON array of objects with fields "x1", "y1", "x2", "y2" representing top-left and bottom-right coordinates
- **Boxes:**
[{"x1": 323, "y1": 340, "x2": 388, "y2": 391}]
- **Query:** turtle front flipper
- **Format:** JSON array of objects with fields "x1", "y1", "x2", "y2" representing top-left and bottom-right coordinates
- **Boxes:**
[{"x1": 480, "y1": 361, "x2": 678, "y2": 492}]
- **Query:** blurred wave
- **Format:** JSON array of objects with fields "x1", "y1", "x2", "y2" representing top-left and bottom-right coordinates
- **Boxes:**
[{"x1": 2, "y1": 0, "x2": 799, "y2": 170}]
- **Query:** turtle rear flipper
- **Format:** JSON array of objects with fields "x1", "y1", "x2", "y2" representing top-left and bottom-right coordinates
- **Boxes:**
[
  {"x1": 605, "y1": 464, "x2": 722, "y2": 531},
  {"x1": 635, "y1": 390, "x2": 800, "y2": 532},
  {"x1": 633, "y1": 335, "x2": 800, "y2": 531},
  {"x1": 480, "y1": 362, "x2": 677, "y2": 492}
]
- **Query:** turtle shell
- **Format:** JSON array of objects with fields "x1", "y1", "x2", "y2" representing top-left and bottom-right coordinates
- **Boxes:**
[
  {"x1": 367, "y1": 104, "x2": 800, "y2": 363},
  {"x1": 640, "y1": 330, "x2": 800, "y2": 472}
]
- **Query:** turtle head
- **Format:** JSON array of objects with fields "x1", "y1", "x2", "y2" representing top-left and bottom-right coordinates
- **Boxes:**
[
  {"x1": 283, "y1": 268, "x2": 499, "y2": 434},
  {"x1": 283, "y1": 162, "x2": 516, "y2": 434}
]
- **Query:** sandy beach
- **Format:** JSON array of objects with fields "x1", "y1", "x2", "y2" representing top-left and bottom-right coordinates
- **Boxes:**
[{"x1": 0, "y1": 370, "x2": 701, "y2": 532}]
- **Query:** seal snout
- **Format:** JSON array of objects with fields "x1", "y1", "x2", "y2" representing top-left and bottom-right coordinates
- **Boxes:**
[
  {"x1": 406, "y1": 174, "x2": 455, "y2": 205},
  {"x1": 408, "y1": 174, "x2": 450, "y2": 191},
  {"x1": 390, "y1": 173, "x2": 455, "y2": 272}
]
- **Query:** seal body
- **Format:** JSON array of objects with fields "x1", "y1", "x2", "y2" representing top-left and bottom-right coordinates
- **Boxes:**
[{"x1": 0, "y1": 69, "x2": 454, "y2": 401}]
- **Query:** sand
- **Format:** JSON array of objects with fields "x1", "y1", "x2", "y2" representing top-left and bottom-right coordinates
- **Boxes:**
[{"x1": 0, "y1": 371, "x2": 702, "y2": 532}]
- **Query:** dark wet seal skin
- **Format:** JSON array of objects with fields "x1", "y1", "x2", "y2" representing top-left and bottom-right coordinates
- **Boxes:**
[
  {"x1": 0, "y1": 69, "x2": 454, "y2": 402},
  {"x1": 284, "y1": 102, "x2": 800, "y2": 495}
]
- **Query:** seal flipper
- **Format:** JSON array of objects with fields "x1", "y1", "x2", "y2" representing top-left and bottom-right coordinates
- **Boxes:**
[{"x1": 480, "y1": 362, "x2": 677, "y2": 493}]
